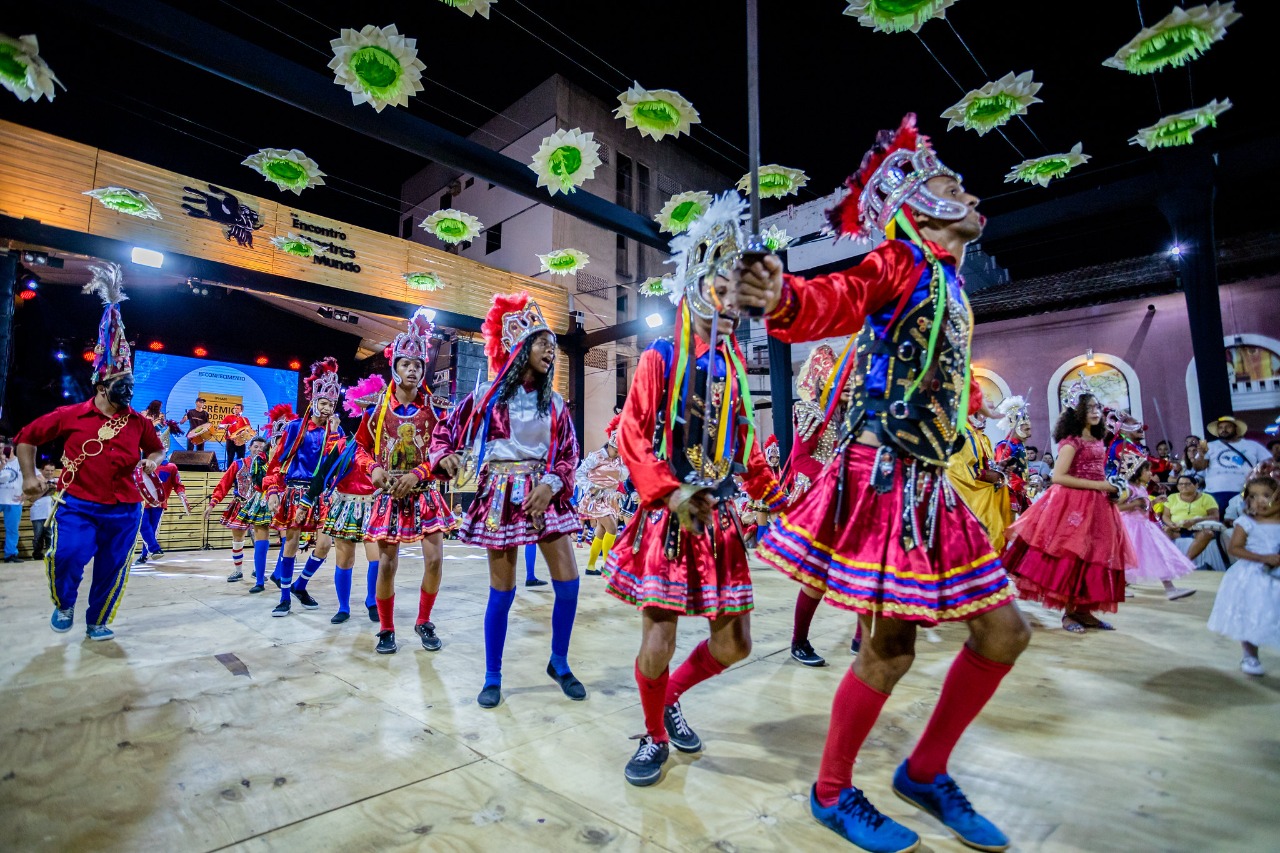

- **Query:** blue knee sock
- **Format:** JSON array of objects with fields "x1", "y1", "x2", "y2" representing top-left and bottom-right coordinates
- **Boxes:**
[
  {"x1": 549, "y1": 578, "x2": 579, "y2": 676},
  {"x1": 278, "y1": 556, "x2": 296, "y2": 604},
  {"x1": 364, "y1": 560, "x2": 380, "y2": 609},
  {"x1": 483, "y1": 586, "x2": 517, "y2": 688},
  {"x1": 334, "y1": 566, "x2": 353, "y2": 614},
  {"x1": 524, "y1": 543, "x2": 539, "y2": 582},
  {"x1": 271, "y1": 550, "x2": 284, "y2": 583},
  {"x1": 292, "y1": 554, "x2": 324, "y2": 591},
  {"x1": 253, "y1": 540, "x2": 269, "y2": 586}
]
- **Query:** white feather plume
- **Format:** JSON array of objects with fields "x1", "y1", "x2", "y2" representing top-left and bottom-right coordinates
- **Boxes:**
[
  {"x1": 666, "y1": 191, "x2": 749, "y2": 305},
  {"x1": 82, "y1": 262, "x2": 128, "y2": 306}
]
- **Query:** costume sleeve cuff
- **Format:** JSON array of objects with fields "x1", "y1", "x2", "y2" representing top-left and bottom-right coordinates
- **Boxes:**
[
  {"x1": 411, "y1": 463, "x2": 431, "y2": 482},
  {"x1": 759, "y1": 481, "x2": 789, "y2": 513},
  {"x1": 540, "y1": 473, "x2": 565, "y2": 495},
  {"x1": 766, "y1": 279, "x2": 799, "y2": 327}
]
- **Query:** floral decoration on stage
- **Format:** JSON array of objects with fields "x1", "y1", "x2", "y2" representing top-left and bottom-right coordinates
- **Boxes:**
[
  {"x1": 419, "y1": 208, "x2": 483, "y2": 244},
  {"x1": 737, "y1": 165, "x2": 809, "y2": 199},
  {"x1": 328, "y1": 24, "x2": 425, "y2": 113},
  {"x1": 942, "y1": 71, "x2": 1042, "y2": 136},
  {"x1": 439, "y1": 0, "x2": 496, "y2": 18},
  {"x1": 761, "y1": 224, "x2": 793, "y2": 252},
  {"x1": 655, "y1": 190, "x2": 712, "y2": 234},
  {"x1": 614, "y1": 82, "x2": 700, "y2": 141},
  {"x1": 0, "y1": 33, "x2": 64, "y2": 103},
  {"x1": 1003, "y1": 143, "x2": 1091, "y2": 187},
  {"x1": 1104, "y1": 2, "x2": 1241, "y2": 75},
  {"x1": 639, "y1": 276, "x2": 674, "y2": 298},
  {"x1": 241, "y1": 148, "x2": 327, "y2": 195},
  {"x1": 842, "y1": 0, "x2": 961, "y2": 34},
  {"x1": 538, "y1": 249, "x2": 589, "y2": 276},
  {"x1": 529, "y1": 128, "x2": 602, "y2": 195},
  {"x1": 404, "y1": 271, "x2": 446, "y2": 291},
  {"x1": 271, "y1": 232, "x2": 323, "y2": 258},
  {"x1": 84, "y1": 187, "x2": 163, "y2": 220},
  {"x1": 1129, "y1": 99, "x2": 1232, "y2": 150}
]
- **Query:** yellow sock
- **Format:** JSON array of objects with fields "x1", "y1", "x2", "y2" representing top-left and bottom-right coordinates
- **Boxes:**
[
  {"x1": 602, "y1": 531, "x2": 617, "y2": 559},
  {"x1": 587, "y1": 534, "x2": 605, "y2": 569}
]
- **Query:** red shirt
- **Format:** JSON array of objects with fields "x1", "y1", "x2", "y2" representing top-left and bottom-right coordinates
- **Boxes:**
[{"x1": 17, "y1": 400, "x2": 164, "y2": 504}]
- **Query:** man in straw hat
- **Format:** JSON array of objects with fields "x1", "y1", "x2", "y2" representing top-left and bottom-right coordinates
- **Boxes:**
[{"x1": 1192, "y1": 415, "x2": 1268, "y2": 515}]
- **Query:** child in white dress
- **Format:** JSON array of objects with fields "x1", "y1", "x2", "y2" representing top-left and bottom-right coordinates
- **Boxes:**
[{"x1": 1207, "y1": 474, "x2": 1280, "y2": 676}]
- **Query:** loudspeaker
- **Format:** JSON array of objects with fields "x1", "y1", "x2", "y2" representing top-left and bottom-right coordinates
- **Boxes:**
[{"x1": 170, "y1": 451, "x2": 219, "y2": 471}]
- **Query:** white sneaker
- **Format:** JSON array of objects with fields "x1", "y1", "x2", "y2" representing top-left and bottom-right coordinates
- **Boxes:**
[
  {"x1": 1241, "y1": 656, "x2": 1264, "y2": 677},
  {"x1": 1165, "y1": 587, "x2": 1196, "y2": 601}
]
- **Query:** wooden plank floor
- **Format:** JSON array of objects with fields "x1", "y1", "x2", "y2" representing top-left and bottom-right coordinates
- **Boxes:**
[{"x1": 0, "y1": 543, "x2": 1275, "y2": 852}]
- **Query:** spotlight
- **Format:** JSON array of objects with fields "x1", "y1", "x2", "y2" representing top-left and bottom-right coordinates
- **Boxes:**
[
  {"x1": 21, "y1": 250, "x2": 48, "y2": 266},
  {"x1": 54, "y1": 351, "x2": 66, "y2": 361},
  {"x1": 255, "y1": 356, "x2": 269, "y2": 366},
  {"x1": 193, "y1": 346, "x2": 208, "y2": 357},
  {"x1": 288, "y1": 360, "x2": 301, "y2": 370},
  {"x1": 81, "y1": 350, "x2": 95, "y2": 363},
  {"x1": 1168, "y1": 244, "x2": 1183, "y2": 257},
  {"x1": 645, "y1": 312, "x2": 664, "y2": 328},
  {"x1": 1086, "y1": 348, "x2": 1096, "y2": 368},
  {"x1": 16, "y1": 268, "x2": 39, "y2": 290},
  {"x1": 17, "y1": 289, "x2": 37, "y2": 301},
  {"x1": 131, "y1": 247, "x2": 164, "y2": 268},
  {"x1": 62, "y1": 390, "x2": 71, "y2": 398},
  {"x1": 148, "y1": 341, "x2": 164, "y2": 351}
]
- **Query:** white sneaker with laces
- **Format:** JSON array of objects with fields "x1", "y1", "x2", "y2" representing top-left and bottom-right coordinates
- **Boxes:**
[{"x1": 1241, "y1": 656, "x2": 1264, "y2": 677}]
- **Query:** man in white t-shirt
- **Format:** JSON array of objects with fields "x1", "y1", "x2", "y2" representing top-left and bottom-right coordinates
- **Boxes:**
[
  {"x1": 0, "y1": 442, "x2": 24, "y2": 562},
  {"x1": 1191, "y1": 416, "x2": 1269, "y2": 514},
  {"x1": 29, "y1": 462, "x2": 58, "y2": 560}
]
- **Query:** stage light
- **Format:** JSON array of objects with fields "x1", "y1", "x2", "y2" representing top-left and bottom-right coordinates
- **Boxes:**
[
  {"x1": 193, "y1": 346, "x2": 208, "y2": 357},
  {"x1": 54, "y1": 351, "x2": 66, "y2": 361},
  {"x1": 255, "y1": 356, "x2": 269, "y2": 366},
  {"x1": 131, "y1": 247, "x2": 164, "y2": 268},
  {"x1": 288, "y1": 359, "x2": 301, "y2": 370},
  {"x1": 81, "y1": 350, "x2": 95, "y2": 362},
  {"x1": 62, "y1": 390, "x2": 71, "y2": 398},
  {"x1": 17, "y1": 268, "x2": 39, "y2": 290},
  {"x1": 21, "y1": 250, "x2": 48, "y2": 266},
  {"x1": 1086, "y1": 348, "x2": 1095, "y2": 368},
  {"x1": 148, "y1": 340, "x2": 164, "y2": 351},
  {"x1": 645, "y1": 312, "x2": 664, "y2": 328},
  {"x1": 17, "y1": 289, "x2": 37, "y2": 301},
  {"x1": 1169, "y1": 243, "x2": 1182, "y2": 257}
]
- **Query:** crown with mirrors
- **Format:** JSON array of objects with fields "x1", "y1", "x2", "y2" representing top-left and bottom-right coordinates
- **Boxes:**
[
  {"x1": 501, "y1": 299, "x2": 552, "y2": 352},
  {"x1": 1116, "y1": 448, "x2": 1148, "y2": 482},
  {"x1": 667, "y1": 192, "x2": 749, "y2": 320},
  {"x1": 1063, "y1": 371, "x2": 1095, "y2": 409},
  {"x1": 390, "y1": 307, "x2": 436, "y2": 366},
  {"x1": 311, "y1": 371, "x2": 343, "y2": 403}
]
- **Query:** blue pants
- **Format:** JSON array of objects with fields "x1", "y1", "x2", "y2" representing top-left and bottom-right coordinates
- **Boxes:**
[
  {"x1": 47, "y1": 495, "x2": 143, "y2": 626},
  {"x1": 139, "y1": 506, "x2": 164, "y2": 556},
  {"x1": 1, "y1": 504, "x2": 21, "y2": 558}
]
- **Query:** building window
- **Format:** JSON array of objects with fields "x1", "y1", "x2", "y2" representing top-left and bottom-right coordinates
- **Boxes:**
[
  {"x1": 617, "y1": 285, "x2": 629, "y2": 319},
  {"x1": 616, "y1": 234, "x2": 629, "y2": 278},
  {"x1": 465, "y1": 177, "x2": 474, "y2": 188},
  {"x1": 486, "y1": 222, "x2": 502, "y2": 254},
  {"x1": 635, "y1": 163, "x2": 650, "y2": 215},
  {"x1": 616, "y1": 361, "x2": 628, "y2": 409},
  {"x1": 616, "y1": 153, "x2": 633, "y2": 210}
]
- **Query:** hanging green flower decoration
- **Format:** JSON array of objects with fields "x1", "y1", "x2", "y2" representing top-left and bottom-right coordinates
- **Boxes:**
[
  {"x1": 1003, "y1": 143, "x2": 1091, "y2": 187},
  {"x1": 538, "y1": 249, "x2": 590, "y2": 276},
  {"x1": 942, "y1": 71, "x2": 1042, "y2": 136},
  {"x1": 1104, "y1": 3, "x2": 1241, "y2": 75},
  {"x1": 0, "y1": 33, "x2": 64, "y2": 103},
  {"x1": 84, "y1": 187, "x2": 163, "y2": 220},
  {"x1": 614, "y1": 82, "x2": 700, "y2": 141},
  {"x1": 328, "y1": 24, "x2": 426, "y2": 113},
  {"x1": 419, "y1": 209, "x2": 483, "y2": 244},
  {"x1": 640, "y1": 276, "x2": 674, "y2": 298},
  {"x1": 271, "y1": 232, "x2": 322, "y2": 258},
  {"x1": 1129, "y1": 99, "x2": 1232, "y2": 151},
  {"x1": 736, "y1": 165, "x2": 809, "y2": 199},
  {"x1": 241, "y1": 148, "x2": 327, "y2": 195},
  {"x1": 439, "y1": 0, "x2": 496, "y2": 18},
  {"x1": 655, "y1": 191, "x2": 713, "y2": 235},
  {"x1": 404, "y1": 271, "x2": 445, "y2": 292},
  {"x1": 761, "y1": 225, "x2": 793, "y2": 252},
  {"x1": 529, "y1": 128, "x2": 602, "y2": 196},
  {"x1": 842, "y1": 0, "x2": 961, "y2": 34}
]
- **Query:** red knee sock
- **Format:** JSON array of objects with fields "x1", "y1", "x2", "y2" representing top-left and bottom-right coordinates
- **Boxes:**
[
  {"x1": 815, "y1": 669, "x2": 891, "y2": 807},
  {"x1": 635, "y1": 660, "x2": 670, "y2": 743},
  {"x1": 906, "y1": 644, "x2": 1012, "y2": 783},
  {"x1": 793, "y1": 589, "x2": 822, "y2": 645},
  {"x1": 416, "y1": 590, "x2": 437, "y2": 626},
  {"x1": 376, "y1": 595, "x2": 395, "y2": 633},
  {"x1": 665, "y1": 640, "x2": 727, "y2": 706}
]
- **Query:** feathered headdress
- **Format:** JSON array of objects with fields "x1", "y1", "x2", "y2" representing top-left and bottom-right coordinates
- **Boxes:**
[
  {"x1": 605, "y1": 413, "x2": 621, "y2": 447},
  {"x1": 995, "y1": 395, "x2": 1030, "y2": 432},
  {"x1": 826, "y1": 113, "x2": 965, "y2": 240},
  {"x1": 667, "y1": 191, "x2": 748, "y2": 320},
  {"x1": 266, "y1": 403, "x2": 298, "y2": 440},
  {"x1": 303, "y1": 357, "x2": 342, "y2": 403},
  {"x1": 482, "y1": 292, "x2": 550, "y2": 374},
  {"x1": 344, "y1": 374, "x2": 387, "y2": 418},
  {"x1": 387, "y1": 306, "x2": 436, "y2": 370},
  {"x1": 82, "y1": 262, "x2": 132, "y2": 384}
]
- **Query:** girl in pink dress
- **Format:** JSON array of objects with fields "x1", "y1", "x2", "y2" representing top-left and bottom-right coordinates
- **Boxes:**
[
  {"x1": 1116, "y1": 457, "x2": 1196, "y2": 601},
  {"x1": 1004, "y1": 391, "x2": 1136, "y2": 632}
]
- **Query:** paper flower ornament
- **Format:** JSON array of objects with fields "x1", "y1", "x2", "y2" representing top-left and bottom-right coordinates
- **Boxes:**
[
  {"x1": 1104, "y1": 3, "x2": 1241, "y2": 75},
  {"x1": 737, "y1": 165, "x2": 809, "y2": 199},
  {"x1": 942, "y1": 71, "x2": 1042, "y2": 136},
  {"x1": 1129, "y1": 99, "x2": 1232, "y2": 150},
  {"x1": 529, "y1": 128, "x2": 602, "y2": 195},
  {"x1": 84, "y1": 187, "x2": 162, "y2": 220},
  {"x1": 640, "y1": 276, "x2": 674, "y2": 298},
  {"x1": 1003, "y1": 143, "x2": 1091, "y2": 187},
  {"x1": 842, "y1": 0, "x2": 961, "y2": 34},
  {"x1": 329, "y1": 24, "x2": 425, "y2": 113},
  {"x1": 0, "y1": 33, "x2": 64, "y2": 103},
  {"x1": 439, "y1": 0, "x2": 496, "y2": 18},
  {"x1": 655, "y1": 191, "x2": 713, "y2": 234},
  {"x1": 761, "y1": 225, "x2": 793, "y2": 252},
  {"x1": 420, "y1": 209, "x2": 483, "y2": 244},
  {"x1": 538, "y1": 249, "x2": 589, "y2": 276},
  {"x1": 404, "y1": 271, "x2": 446, "y2": 291},
  {"x1": 614, "y1": 82, "x2": 700, "y2": 141},
  {"x1": 241, "y1": 148, "x2": 327, "y2": 195},
  {"x1": 271, "y1": 233, "x2": 322, "y2": 258}
]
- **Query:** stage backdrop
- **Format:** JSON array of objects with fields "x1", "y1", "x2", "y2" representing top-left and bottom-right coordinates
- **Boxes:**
[{"x1": 132, "y1": 353, "x2": 299, "y2": 457}]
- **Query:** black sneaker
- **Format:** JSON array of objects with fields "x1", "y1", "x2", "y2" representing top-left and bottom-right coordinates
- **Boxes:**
[
  {"x1": 791, "y1": 640, "x2": 827, "y2": 667},
  {"x1": 291, "y1": 587, "x2": 319, "y2": 609},
  {"x1": 270, "y1": 574, "x2": 282, "y2": 590},
  {"x1": 248, "y1": 584, "x2": 265, "y2": 594},
  {"x1": 525, "y1": 577, "x2": 549, "y2": 587},
  {"x1": 330, "y1": 611, "x2": 350, "y2": 624},
  {"x1": 227, "y1": 570, "x2": 243, "y2": 583},
  {"x1": 375, "y1": 630, "x2": 398, "y2": 654},
  {"x1": 271, "y1": 601, "x2": 291, "y2": 617},
  {"x1": 367, "y1": 604, "x2": 379, "y2": 622},
  {"x1": 624, "y1": 735, "x2": 669, "y2": 787},
  {"x1": 415, "y1": 621, "x2": 442, "y2": 651},
  {"x1": 477, "y1": 683, "x2": 502, "y2": 708},
  {"x1": 134, "y1": 554, "x2": 148, "y2": 566},
  {"x1": 663, "y1": 702, "x2": 702, "y2": 753},
  {"x1": 152, "y1": 549, "x2": 164, "y2": 558},
  {"x1": 584, "y1": 568, "x2": 603, "y2": 576},
  {"x1": 546, "y1": 662, "x2": 587, "y2": 700}
]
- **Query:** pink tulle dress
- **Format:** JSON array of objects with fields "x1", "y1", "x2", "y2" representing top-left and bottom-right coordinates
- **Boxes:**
[
  {"x1": 1004, "y1": 435, "x2": 1135, "y2": 613},
  {"x1": 1120, "y1": 484, "x2": 1196, "y2": 583}
]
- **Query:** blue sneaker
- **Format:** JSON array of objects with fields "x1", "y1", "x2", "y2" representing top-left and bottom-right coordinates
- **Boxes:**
[
  {"x1": 85, "y1": 625, "x2": 115, "y2": 642},
  {"x1": 50, "y1": 608, "x2": 73, "y2": 633},
  {"x1": 892, "y1": 761, "x2": 1009, "y2": 851},
  {"x1": 810, "y1": 784, "x2": 919, "y2": 853}
]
